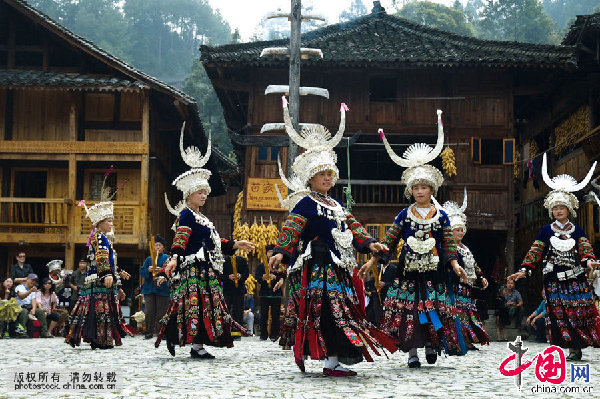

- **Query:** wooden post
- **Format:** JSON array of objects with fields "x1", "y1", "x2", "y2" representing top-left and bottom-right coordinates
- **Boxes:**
[
  {"x1": 66, "y1": 154, "x2": 77, "y2": 270},
  {"x1": 140, "y1": 90, "x2": 150, "y2": 249},
  {"x1": 287, "y1": 0, "x2": 301, "y2": 172}
]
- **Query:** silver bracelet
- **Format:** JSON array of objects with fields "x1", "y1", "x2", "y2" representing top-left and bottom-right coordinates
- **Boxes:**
[{"x1": 519, "y1": 267, "x2": 531, "y2": 277}]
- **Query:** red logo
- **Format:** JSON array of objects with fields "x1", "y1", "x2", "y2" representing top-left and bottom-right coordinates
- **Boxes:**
[{"x1": 499, "y1": 337, "x2": 566, "y2": 390}]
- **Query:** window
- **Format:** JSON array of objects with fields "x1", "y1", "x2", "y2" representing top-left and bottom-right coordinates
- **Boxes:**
[
  {"x1": 369, "y1": 76, "x2": 397, "y2": 102},
  {"x1": 503, "y1": 138, "x2": 516, "y2": 165},
  {"x1": 257, "y1": 146, "x2": 280, "y2": 162},
  {"x1": 90, "y1": 173, "x2": 117, "y2": 201},
  {"x1": 471, "y1": 137, "x2": 512, "y2": 165}
]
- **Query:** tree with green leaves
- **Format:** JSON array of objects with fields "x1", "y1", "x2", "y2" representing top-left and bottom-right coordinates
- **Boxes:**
[
  {"x1": 396, "y1": 0, "x2": 476, "y2": 37},
  {"x1": 542, "y1": 0, "x2": 599, "y2": 30},
  {"x1": 477, "y1": 0, "x2": 559, "y2": 44},
  {"x1": 339, "y1": 0, "x2": 368, "y2": 22}
]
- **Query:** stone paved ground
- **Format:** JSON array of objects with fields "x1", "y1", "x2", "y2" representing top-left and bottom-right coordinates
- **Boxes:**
[{"x1": 0, "y1": 335, "x2": 597, "y2": 399}]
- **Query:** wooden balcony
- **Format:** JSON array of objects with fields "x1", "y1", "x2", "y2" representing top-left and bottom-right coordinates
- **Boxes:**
[
  {"x1": 76, "y1": 201, "x2": 145, "y2": 246},
  {"x1": 331, "y1": 180, "x2": 407, "y2": 206},
  {"x1": 0, "y1": 197, "x2": 69, "y2": 243},
  {"x1": 0, "y1": 198, "x2": 145, "y2": 246}
]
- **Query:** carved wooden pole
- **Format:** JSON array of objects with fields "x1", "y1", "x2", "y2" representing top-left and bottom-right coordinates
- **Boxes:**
[{"x1": 287, "y1": 0, "x2": 301, "y2": 172}]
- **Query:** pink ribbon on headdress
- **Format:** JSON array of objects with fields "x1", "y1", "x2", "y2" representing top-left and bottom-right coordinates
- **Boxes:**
[
  {"x1": 104, "y1": 165, "x2": 114, "y2": 177},
  {"x1": 86, "y1": 228, "x2": 95, "y2": 247},
  {"x1": 378, "y1": 128, "x2": 385, "y2": 141},
  {"x1": 281, "y1": 96, "x2": 288, "y2": 107},
  {"x1": 117, "y1": 178, "x2": 130, "y2": 190},
  {"x1": 340, "y1": 103, "x2": 349, "y2": 112},
  {"x1": 78, "y1": 200, "x2": 85, "y2": 207}
]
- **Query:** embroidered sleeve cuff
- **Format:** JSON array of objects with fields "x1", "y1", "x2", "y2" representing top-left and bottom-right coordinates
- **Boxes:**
[{"x1": 221, "y1": 239, "x2": 235, "y2": 256}]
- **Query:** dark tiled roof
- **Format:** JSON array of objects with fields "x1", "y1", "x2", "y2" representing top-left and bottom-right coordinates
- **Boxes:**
[
  {"x1": 201, "y1": 11, "x2": 577, "y2": 69},
  {"x1": 563, "y1": 13, "x2": 600, "y2": 45},
  {"x1": 7, "y1": 0, "x2": 195, "y2": 103},
  {"x1": 0, "y1": 70, "x2": 147, "y2": 89}
]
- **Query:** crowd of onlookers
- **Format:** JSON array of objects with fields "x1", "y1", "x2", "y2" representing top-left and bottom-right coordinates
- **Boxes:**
[
  {"x1": 495, "y1": 268, "x2": 600, "y2": 342},
  {"x1": 0, "y1": 251, "x2": 88, "y2": 339},
  {"x1": 5, "y1": 246, "x2": 599, "y2": 343}
]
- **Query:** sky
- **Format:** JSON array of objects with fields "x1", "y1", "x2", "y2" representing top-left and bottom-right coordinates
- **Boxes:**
[{"x1": 207, "y1": 0, "x2": 463, "y2": 41}]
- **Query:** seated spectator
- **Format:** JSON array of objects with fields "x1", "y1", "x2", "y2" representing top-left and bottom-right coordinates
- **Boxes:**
[
  {"x1": 10, "y1": 251, "x2": 34, "y2": 285},
  {"x1": 243, "y1": 292, "x2": 255, "y2": 336},
  {"x1": 526, "y1": 289, "x2": 546, "y2": 343},
  {"x1": 15, "y1": 274, "x2": 38, "y2": 336},
  {"x1": 46, "y1": 260, "x2": 71, "y2": 335},
  {"x1": 0, "y1": 277, "x2": 20, "y2": 338},
  {"x1": 31, "y1": 278, "x2": 59, "y2": 338},
  {"x1": 495, "y1": 278, "x2": 523, "y2": 341}
]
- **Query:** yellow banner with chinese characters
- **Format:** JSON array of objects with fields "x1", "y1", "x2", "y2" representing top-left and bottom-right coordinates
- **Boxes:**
[{"x1": 245, "y1": 177, "x2": 288, "y2": 211}]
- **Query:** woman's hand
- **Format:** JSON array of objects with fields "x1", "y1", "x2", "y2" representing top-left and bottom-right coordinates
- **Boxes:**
[
  {"x1": 481, "y1": 277, "x2": 489, "y2": 290},
  {"x1": 268, "y1": 253, "x2": 284, "y2": 271},
  {"x1": 368, "y1": 242, "x2": 388, "y2": 254},
  {"x1": 117, "y1": 289, "x2": 126, "y2": 301},
  {"x1": 451, "y1": 260, "x2": 467, "y2": 282},
  {"x1": 273, "y1": 278, "x2": 284, "y2": 292},
  {"x1": 165, "y1": 258, "x2": 177, "y2": 278},
  {"x1": 234, "y1": 240, "x2": 256, "y2": 252},
  {"x1": 104, "y1": 275, "x2": 113, "y2": 289},
  {"x1": 120, "y1": 271, "x2": 131, "y2": 280},
  {"x1": 229, "y1": 273, "x2": 241, "y2": 281},
  {"x1": 587, "y1": 259, "x2": 599, "y2": 269},
  {"x1": 156, "y1": 276, "x2": 167, "y2": 286},
  {"x1": 359, "y1": 257, "x2": 377, "y2": 279},
  {"x1": 508, "y1": 271, "x2": 526, "y2": 282}
]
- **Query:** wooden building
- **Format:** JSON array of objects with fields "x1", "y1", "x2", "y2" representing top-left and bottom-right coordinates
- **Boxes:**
[
  {"x1": 515, "y1": 12, "x2": 600, "y2": 265},
  {"x1": 0, "y1": 0, "x2": 234, "y2": 280},
  {"x1": 200, "y1": 3, "x2": 582, "y2": 278}
]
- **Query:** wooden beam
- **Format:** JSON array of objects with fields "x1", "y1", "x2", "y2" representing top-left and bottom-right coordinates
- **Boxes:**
[
  {"x1": 0, "y1": 154, "x2": 69, "y2": 161},
  {"x1": 140, "y1": 155, "x2": 149, "y2": 249},
  {"x1": 4, "y1": 89, "x2": 13, "y2": 140},
  {"x1": 83, "y1": 121, "x2": 142, "y2": 130},
  {"x1": 0, "y1": 232, "x2": 66, "y2": 244},
  {"x1": 75, "y1": 154, "x2": 142, "y2": 162},
  {"x1": 211, "y1": 78, "x2": 250, "y2": 93},
  {"x1": 140, "y1": 90, "x2": 150, "y2": 248},
  {"x1": 142, "y1": 90, "x2": 149, "y2": 144},
  {"x1": 0, "y1": 140, "x2": 149, "y2": 154},
  {"x1": 66, "y1": 154, "x2": 76, "y2": 270},
  {"x1": 69, "y1": 103, "x2": 77, "y2": 141}
]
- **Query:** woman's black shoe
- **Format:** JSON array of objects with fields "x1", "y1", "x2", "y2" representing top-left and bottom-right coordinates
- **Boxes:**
[
  {"x1": 408, "y1": 356, "x2": 421, "y2": 368},
  {"x1": 166, "y1": 340, "x2": 176, "y2": 357},
  {"x1": 90, "y1": 341, "x2": 100, "y2": 350},
  {"x1": 190, "y1": 348, "x2": 215, "y2": 359}
]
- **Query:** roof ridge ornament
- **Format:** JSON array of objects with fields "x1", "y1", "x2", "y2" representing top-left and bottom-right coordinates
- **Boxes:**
[{"x1": 371, "y1": 1, "x2": 386, "y2": 14}]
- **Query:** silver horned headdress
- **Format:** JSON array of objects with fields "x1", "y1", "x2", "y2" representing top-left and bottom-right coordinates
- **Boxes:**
[
  {"x1": 282, "y1": 96, "x2": 346, "y2": 188},
  {"x1": 433, "y1": 187, "x2": 468, "y2": 232},
  {"x1": 541, "y1": 152, "x2": 596, "y2": 218},
  {"x1": 172, "y1": 122, "x2": 212, "y2": 198},
  {"x1": 275, "y1": 156, "x2": 310, "y2": 211},
  {"x1": 379, "y1": 110, "x2": 445, "y2": 199}
]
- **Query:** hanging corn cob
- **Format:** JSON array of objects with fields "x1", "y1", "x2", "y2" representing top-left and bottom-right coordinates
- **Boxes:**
[
  {"x1": 441, "y1": 147, "x2": 457, "y2": 177},
  {"x1": 245, "y1": 275, "x2": 257, "y2": 295},
  {"x1": 233, "y1": 222, "x2": 250, "y2": 259}
]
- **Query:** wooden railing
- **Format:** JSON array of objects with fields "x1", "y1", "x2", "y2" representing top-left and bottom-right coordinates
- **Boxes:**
[
  {"x1": 331, "y1": 180, "x2": 406, "y2": 206},
  {"x1": 0, "y1": 198, "x2": 145, "y2": 245},
  {"x1": 0, "y1": 197, "x2": 69, "y2": 235},
  {"x1": 76, "y1": 201, "x2": 143, "y2": 245}
]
